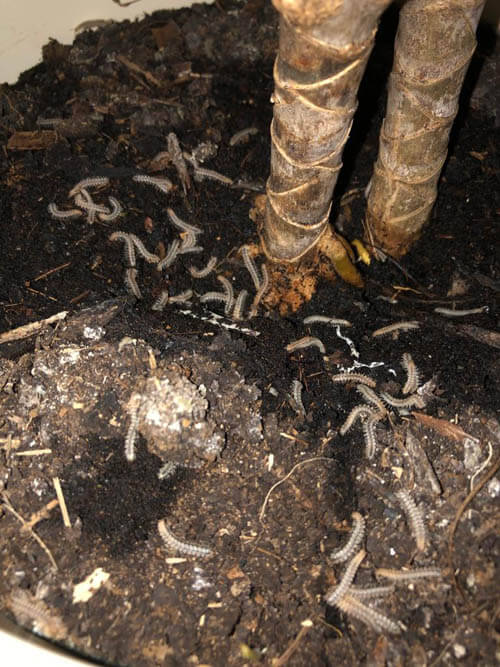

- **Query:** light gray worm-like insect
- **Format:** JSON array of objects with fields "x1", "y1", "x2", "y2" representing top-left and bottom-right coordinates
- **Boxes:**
[
  {"x1": 232, "y1": 289, "x2": 248, "y2": 321},
  {"x1": 109, "y1": 231, "x2": 136, "y2": 267},
  {"x1": 47, "y1": 203, "x2": 82, "y2": 219},
  {"x1": 157, "y1": 239, "x2": 180, "y2": 271},
  {"x1": 401, "y1": 353, "x2": 419, "y2": 395},
  {"x1": 249, "y1": 263, "x2": 270, "y2": 318},
  {"x1": 151, "y1": 290, "x2": 169, "y2": 311},
  {"x1": 199, "y1": 291, "x2": 229, "y2": 307},
  {"x1": 394, "y1": 489, "x2": 427, "y2": 552},
  {"x1": 179, "y1": 231, "x2": 197, "y2": 251},
  {"x1": 286, "y1": 336, "x2": 326, "y2": 355},
  {"x1": 124, "y1": 268, "x2": 142, "y2": 299},
  {"x1": 372, "y1": 321, "x2": 420, "y2": 337},
  {"x1": 291, "y1": 379, "x2": 306, "y2": 415},
  {"x1": 133, "y1": 174, "x2": 173, "y2": 195},
  {"x1": 129, "y1": 234, "x2": 160, "y2": 263},
  {"x1": 157, "y1": 519, "x2": 213, "y2": 558},
  {"x1": 69, "y1": 176, "x2": 110, "y2": 198},
  {"x1": 189, "y1": 256, "x2": 218, "y2": 278},
  {"x1": 379, "y1": 391, "x2": 425, "y2": 409},
  {"x1": 348, "y1": 584, "x2": 395, "y2": 599},
  {"x1": 325, "y1": 549, "x2": 366, "y2": 606},
  {"x1": 303, "y1": 315, "x2": 352, "y2": 327},
  {"x1": 193, "y1": 166, "x2": 233, "y2": 185},
  {"x1": 217, "y1": 275, "x2": 234, "y2": 316},
  {"x1": 330, "y1": 512, "x2": 365, "y2": 563},
  {"x1": 331, "y1": 373, "x2": 376, "y2": 388},
  {"x1": 157, "y1": 461, "x2": 178, "y2": 480},
  {"x1": 169, "y1": 290, "x2": 193, "y2": 303},
  {"x1": 229, "y1": 127, "x2": 259, "y2": 146},
  {"x1": 336, "y1": 594, "x2": 401, "y2": 634},
  {"x1": 356, "y1": 385, "x2": 387, "y2": 415},
  {"x1": 375, "y1": 567, "x2": 441, "y2": 581},
  {"x1": 362, "y1": 413, "x2": 384, "y2": 459},
  {"x1": 434, "y1": 306, "x2": 488, "y2": 317},
  {"x1": 167, "y1": 207, "x2": 202, "y2": 235},
  {"x1": 124, "y1": 395, "x2": 141, "y2": 462},
  {"x1": 241, "y1": 245, "x2": 261, "y2": 291},
  {"x1": 340, "y1": 405, "x2": 377, "y2": 436},
  {"x1": 98, "y1": 196, "x2": 122, "y2": 222},
  {"x1": 177, "y1": 245, "x2": 203, "y2": 255}
]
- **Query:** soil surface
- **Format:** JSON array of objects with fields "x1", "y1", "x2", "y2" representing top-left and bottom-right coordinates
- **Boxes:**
[{"x1": 0, "y1": 2, "x2": 499, "y2": 666}]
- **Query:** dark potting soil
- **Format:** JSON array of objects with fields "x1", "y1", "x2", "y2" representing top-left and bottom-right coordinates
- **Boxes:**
[{"x1": 0, "y1": 2, "x2": 498, "y2": 665}]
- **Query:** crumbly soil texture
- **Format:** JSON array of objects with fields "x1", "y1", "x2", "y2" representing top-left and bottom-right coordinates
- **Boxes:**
[{"x1": 0, "y1": 3, "x2": 499, "y2": 666}]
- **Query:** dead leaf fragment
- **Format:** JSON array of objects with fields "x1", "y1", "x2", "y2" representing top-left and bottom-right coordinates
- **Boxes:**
[{"x1": 412, "y1": 412, "x2": 476, "y2": 443}]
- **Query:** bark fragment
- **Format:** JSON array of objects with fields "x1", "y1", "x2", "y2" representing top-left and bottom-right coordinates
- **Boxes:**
[{"x1": 365, "y1": 0, "x2": 486, "y2": 258}]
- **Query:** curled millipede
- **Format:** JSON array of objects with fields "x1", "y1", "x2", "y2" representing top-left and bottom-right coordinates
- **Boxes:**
[
  {"x1": 286, "y1": 336, "x2": 326, "y2": 355},
  {"x1": 379, "y1": 391, "x2": 425, "y2": 409},
  {"x1": 158, "y1": 519, "x2": 212, "y2": 558},
  {"x1": 303, "y1": 315, "x2": 352, "y2": 327},
  {"x1": 330, "y1": 512, "x2": 365, "y2": 564},
  {"x1": 375, "y1": 567, "x2": 442, "y2": 581},
  {"x1": 189, "y1": 256, "x2": 218, "y2": 278},
  {"x1": 241, "y1": 245, "x2": 261, "y2": 291},
  {"x1": 217, "y1": 275, "x2": 234, "y2": 315},
  {"x1": 394, "y1": 489, "x2": 427, "y2": 552},
  {"x1": 129, "y1": 234, "x2": 160, "y2": 264},
  {"x1": 157, "y1": 239, "x2": 180, "y2": 271},
  {"x1": 232, "y1": 289, "x2": 248, "y2": 321},
  {"x1": 356, "y1": 385, "x2": 387, "y2": 414},
  {"x1": 47, "y1": 203, "x2": 82, "y2": 220},
  {"x1": 371, "y1": 321, "x2": 420, "y2": 337},
  {"x1": 193, "y1": 166, "x2": 233, "y2": 185},
  {"x1": 98, "y1": 196, "x2": 122, "y2": 222},
  {"x1": 291, "y1": 379, "x2": 305, "y2": 415},
  {"x1": 179, "y1": 231, "x2": 197, "y2": 251},
  {"x1": 331, "y1": 373, "x2": 376, "y2": 388},
  {"x1": 325, "y1": 549, "x2": 365, "y2": 606},
  {"x1": 336, "y1": 593, "x2": 401, "y2": 634},
  {"x1": 167, "y1": 207, "x2": 202, "y2": 236},
  {"x1": 401, "y1": 353, "x2": 419, "y2": 395},
  {"x1": 151, "y1": 290, "x2": 169, "y2": 311},
  {"x1": 229, "y1": 126, "x2": 259, "y2": 146},
  {"x1": 109, "y1": 231, "x2": 136, "y2": 267},
  {"x1": 249, "y1": 264, "x2": 270, "y2": 317},
  {"x1": 340, "y1": 405, "x2": 377, "y2": 436},
  {"x1": 124, "y1": 268, "x2": 142, "y2": 299},
  {"x1": 69, "y1": 176, "x2": 109, "y2": 198},
  {"x1": 133, "y1": 174, "x2": 173, "y2": 194}
]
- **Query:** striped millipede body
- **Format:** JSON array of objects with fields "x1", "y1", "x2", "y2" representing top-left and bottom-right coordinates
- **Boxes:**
[
  {"x1": 133, "y1": 174, "x2": 173, "y2": 194},
  {"x1": 189, "y1": 256, "x2": 218, "y2": 278},
  {"x1": 401, "y1": 353, "x2": 419, "y2": 395},
  {"x1": 331, "y1": 373, "x2": 376, "y2": 388},
  {"x1": 330, "y1": 512, "x2": 365, "y2": 564},
  {"x1": 158, "y1": 519, "x2": 212, "y2": 558},
  {"x1": 371, "y1": 321, "x2": 420, "y2": 337},
  {"x1": 325, "y1": 549, "x2": 365, "y2": 606},
  {"x1": 69, "y1": 176, "x2": 110, "y2": 197},
  {"x1": 286, "y1": 336, "x2": 326, "y2": 355},
  {"x1": 394, "y1": 489, "x2": 427, "y2": 552}
]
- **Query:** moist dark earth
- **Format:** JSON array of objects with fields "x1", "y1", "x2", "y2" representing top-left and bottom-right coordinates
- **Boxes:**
[{"x1": 0, "y1": 2, "x2": 499, "y2": 665}]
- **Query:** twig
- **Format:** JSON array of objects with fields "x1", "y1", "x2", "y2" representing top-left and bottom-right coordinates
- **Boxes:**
[
  {"x1": 448, "y1": 456, "x2": 500, "y2": 595},
  {"x1": 52, "y1": 477, "x2": 71, "y2": 528},
  {"x1": 1, "y1": 493, "x2": 58, "y2": 570},
  {"x1": 272, "y1": 620, "x2": 313, "y2": 666},
  {"x1": 0, "y1": 311, "x2": 68, "y2": 344},
  {"x1": 259, "y1": 457, "x2": 332, "y2": 523}
]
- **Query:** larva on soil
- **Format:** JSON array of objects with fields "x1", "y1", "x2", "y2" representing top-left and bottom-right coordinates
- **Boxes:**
[{"x1": 158, "y1": 519, "x2": 212, "y2": 558}]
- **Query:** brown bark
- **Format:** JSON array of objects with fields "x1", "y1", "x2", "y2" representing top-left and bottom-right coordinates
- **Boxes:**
[
  {"x1": 365, "y1": 0, "x2": 486, "y2": 258},
  {"x1": 261, "y1": 0, "x2": 391, "y2": 263}
]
